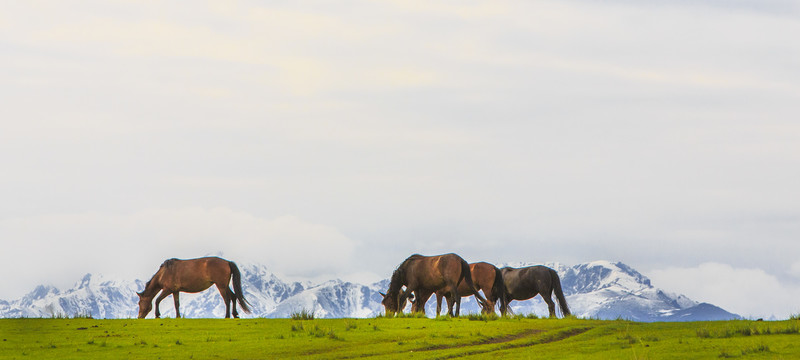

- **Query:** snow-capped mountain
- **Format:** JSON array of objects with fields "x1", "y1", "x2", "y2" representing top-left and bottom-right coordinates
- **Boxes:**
[
  {"x1": 0, "y1": 274, "x2": 145, "y2": 319},
  {"x1": 0, "y1": 261, "x2": 739, "y2": 321}
]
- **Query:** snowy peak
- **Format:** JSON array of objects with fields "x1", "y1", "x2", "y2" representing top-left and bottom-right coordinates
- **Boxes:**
[
  {"x1": 78, "y1": 273, "x2": 93, "y2": 289},
  {"x1": 23, "y1": 285, "x2": 60, "y2": 303},
  {"x1": 559, "y1": 261, "x2": 652, "y2": 295},
  {"x1": 614, "y1": 262, "x2": 652, "y2": 287}
]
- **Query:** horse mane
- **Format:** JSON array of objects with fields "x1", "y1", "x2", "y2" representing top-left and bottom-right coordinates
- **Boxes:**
[
  {"x1": 388, "y1": 254, "x2": 423, "y2": 294},
  {"x1": 141, "y1": 272, "x2": 161, "y2": 297},
  {"x1": 160, "y1": 258, "x2": 179, "y2": 268},
  {"x1": 398, "y1": 254, "x2": 424, "y2": 272},
  {"x1": 401, "y1": 254, "x2": 424, "y2": 266},
  {"x1": 140, "y1": 258, "x2": 177, "y2": 295},
  {"x1": 388, "y1": 269, "x2": 404, "y2": 294}
]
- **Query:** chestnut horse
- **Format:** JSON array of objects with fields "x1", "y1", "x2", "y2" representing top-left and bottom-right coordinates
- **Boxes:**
[
  {"x1": 501, "y1": 265, "x2": 570, "y2": 318},
  {"x1": 434, "y1": 262, "x2": 509, "y2": 316},
  {"x1": 137, "y1": 257, "x2": 251, "y2": 319},
  {"x1": 380, "y1": 253, "x2": 486, "y2": 317}
]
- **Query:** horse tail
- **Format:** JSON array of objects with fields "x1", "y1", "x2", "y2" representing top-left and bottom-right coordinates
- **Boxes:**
[
  {"x1": 550, "y1": 268, "x2": 570, "y2": 317},
  {"x1": 492, "y1": 267, "x2": 510, "y2": 315},
  {"x1": 461, "y1": 260, "x2": 487, "y2": 307},
  {"x1": 229, "y1": 261, "x2": 252, "y2": 313}
]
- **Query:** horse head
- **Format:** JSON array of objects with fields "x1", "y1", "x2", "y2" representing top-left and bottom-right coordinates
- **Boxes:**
[
  {"x1": 136, "y1": 291, "x2": 153, "y2": 319},
  {"x1": 380, "y1": 288, "x2": 413, "y2": 316},
  {"x1": 379, "y1": 291, "x2": 398, "y2": 316}
]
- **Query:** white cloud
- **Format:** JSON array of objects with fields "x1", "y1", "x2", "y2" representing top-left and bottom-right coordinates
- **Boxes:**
[
  {"x1": 648, "y1": 263, "x2": 800, "y2": 319},
  {"x1": 790, "y1": 261, "x2": 800, "y2": 279}
]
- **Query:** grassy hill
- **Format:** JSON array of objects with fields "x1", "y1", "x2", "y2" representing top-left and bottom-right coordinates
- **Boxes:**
[{"x1": 2, "y1": 316, "x2": 799, "y2": 359}]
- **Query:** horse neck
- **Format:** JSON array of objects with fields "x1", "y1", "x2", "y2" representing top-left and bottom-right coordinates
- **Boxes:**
[
  {"x1": 388, "y1": 269, "x2": 406, "y2": 295},
  {"x1": 141, "y1": 272, "x2": 165, "y2": 299}
]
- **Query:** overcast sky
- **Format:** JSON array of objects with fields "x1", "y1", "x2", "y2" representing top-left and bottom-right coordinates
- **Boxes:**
[{"x1": 2, "y1": 0, "x2": 799, "y2": 319}]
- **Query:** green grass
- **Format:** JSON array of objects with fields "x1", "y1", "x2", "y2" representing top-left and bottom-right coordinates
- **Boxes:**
[
  {"x1": 289, "y1": 309, "x2": 316, "y2": 320},
  {"x1": 2, "y1": 317, "x2": 800, "y2": 359}
]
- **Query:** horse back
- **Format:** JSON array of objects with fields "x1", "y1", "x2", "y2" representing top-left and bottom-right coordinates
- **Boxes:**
[
  {"x1": 452, "y1": 262, "x2": 493, "y2": 295},
  {"x1": 502, "y1": 265, "x2": 550, "y2": 300},
  {"x1": 406, "y1": 253, "x2": 463, "y2": 291},
  {"x1": 158, "y1": 257, "x2": 232, "y2": 292}
]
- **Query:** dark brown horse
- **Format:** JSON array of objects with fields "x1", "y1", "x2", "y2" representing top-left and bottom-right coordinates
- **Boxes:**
[
  {"x1": 380, "y1": 253, "x2": 487, "y2": 317},
  {"x1": 379, "y1": 288, "x2": 414, "y2": 315},
  {"x1": 501, "y1": 265, "x2": 570, "y2": 318},
  {"x1": 434, "y1": 262, "x2": 509, "y2": 316},
  {"x1": 137, "y1": 257, "x2": 251, "y2": 319}
]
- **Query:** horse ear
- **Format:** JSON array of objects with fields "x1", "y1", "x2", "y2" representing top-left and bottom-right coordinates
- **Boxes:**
[
  {"x1": 136, "y1": 291, "x2": 143, "y2": 298},
  {"x1": 379, "y1": 292, "x2": 386, "y2": 298}
]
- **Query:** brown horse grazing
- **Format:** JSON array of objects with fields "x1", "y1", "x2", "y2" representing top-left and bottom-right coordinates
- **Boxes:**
[
  {"x1": 381, "y1": 253, "x2": 487, "y2": 317},
  {"x1": 137, "y1": 257, "x2": 251, "y2": 319},
  {"x1": 501, "y1": 265, "x2": 570, "y2": 318},
  {"x1": 434, "y1": 262, "x2": 509, "y2": 316}
]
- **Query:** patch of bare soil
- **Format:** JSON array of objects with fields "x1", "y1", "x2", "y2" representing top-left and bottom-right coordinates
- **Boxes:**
[
  {"x1": 339, "y1": 326, "x2": 593, "y2": 359},
  {"x1": 416, "y1": 328, "x2": 544, "y2": 351},
  {"x1": 428, "y1": 326, "x2": 594, "y2": 359}
]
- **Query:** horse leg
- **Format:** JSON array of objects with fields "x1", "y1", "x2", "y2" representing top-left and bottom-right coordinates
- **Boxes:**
[
  {"x1": 542, "y1": 293, "x2": 557, "y2": 318},
  {"x1": 154, "y1": 290, "x2": 171, "y2": 319},
  {"x1": 482, "y1": 296, "x2": 496, "y2": 315},
  {"x1": 443, "y1": 293, "x2": 455, "y2": 317},
  {"x1": 215, "y1": 283, "x2": 232, "y2": 318},
  {"x1": 483, "y1": 283, "x2": 496, "y2": 314},
  {"x1": 411, "y1": 291, "x2": 422, "y2": 313},
  {"x1": 435, "y1": 292, "x2": 443, "y2": 316},
  {"x1": 413, "y1": 290, "x2": 432, "y2": 316},
  {"x1": 452, "y1": 288, "x2": 461, "y2": 317},
  {"x1": 446, "y1": 276, "x2": 462, "y2": 317},
  {"x1": 173, "y1": 292, "x2": 181, "y2": 318},
  {"x1": 441, "y1": 287, "x2": 456, "y2": 317},
  {"x1": 228, "y1": 287, "x2": 239, "y2": 318}
]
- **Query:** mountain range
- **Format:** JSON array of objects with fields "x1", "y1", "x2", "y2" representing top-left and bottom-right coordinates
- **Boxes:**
[{"x1": 0, "y1": 260, "x2": 740, "y2": 321}]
